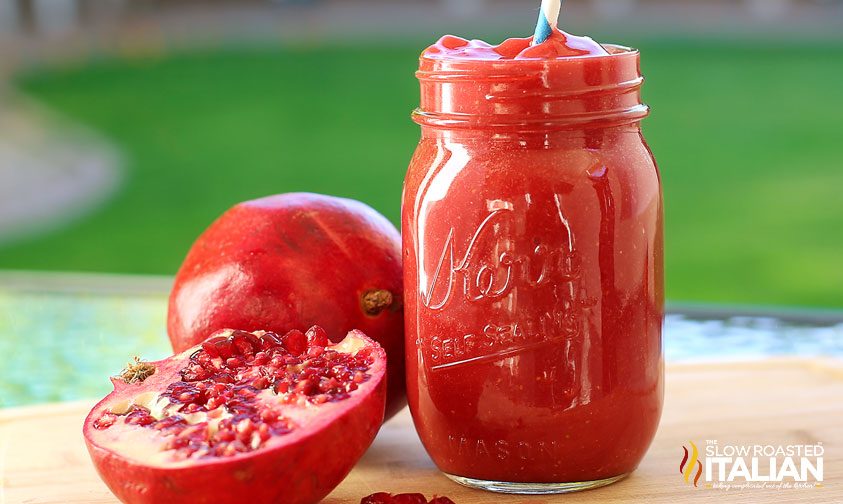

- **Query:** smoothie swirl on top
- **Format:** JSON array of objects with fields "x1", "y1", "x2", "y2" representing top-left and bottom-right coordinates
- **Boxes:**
[{"x1": 423, "y1": 28, "x2": 609, "y2": 60}]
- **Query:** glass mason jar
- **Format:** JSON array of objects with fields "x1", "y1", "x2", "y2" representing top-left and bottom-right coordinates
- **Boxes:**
[{"x1": 401, "y1": 45, "x2": 664, "y2": 494}]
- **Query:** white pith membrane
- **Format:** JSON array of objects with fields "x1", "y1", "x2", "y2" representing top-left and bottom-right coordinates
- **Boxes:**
[{"x1": 88, "y1": 328, "x2": 374, "y2": 466}]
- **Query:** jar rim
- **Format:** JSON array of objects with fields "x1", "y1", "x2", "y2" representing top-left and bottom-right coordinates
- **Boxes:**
[
  {"x1": 414, "y1": 43, "x2": 647, "y2": 130},
  {"x1": 418, "y1": 43, "x2": 638, "y2": 67},
  {"x1": 415, "y1": 44, "x2": 641, "y2": 87}
]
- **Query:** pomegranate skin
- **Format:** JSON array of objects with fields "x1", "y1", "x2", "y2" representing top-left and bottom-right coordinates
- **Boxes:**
[
  {"x1": 167, "y1": 193, "x2": 405, "y2": 418},
  {"x1": 84, "y1": 330, "x2": 387, "y2": 504}
]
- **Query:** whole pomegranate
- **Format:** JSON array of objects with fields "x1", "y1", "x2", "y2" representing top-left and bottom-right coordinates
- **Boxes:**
[
  {"x1": 168, "y1": 193, "x2": 405, "y2": 418},
  {"x1": 84, "y1": 327, "x2": 387, "y2": 504}
]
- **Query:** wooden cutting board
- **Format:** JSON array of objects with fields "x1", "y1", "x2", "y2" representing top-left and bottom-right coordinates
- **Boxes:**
[{"x1": 2, "y1": 358, "x2": 841, "y2": 503}]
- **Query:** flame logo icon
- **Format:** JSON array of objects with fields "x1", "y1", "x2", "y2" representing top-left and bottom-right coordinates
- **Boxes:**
[{"x1": 680, "y1": 441, "x2": 703, "y2": 487}]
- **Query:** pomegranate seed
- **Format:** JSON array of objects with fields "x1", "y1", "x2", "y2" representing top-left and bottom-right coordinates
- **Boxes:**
[
  {"x1": 206, "y1": 396, "x2": 225, "y2": 410},
  {"x1": 251, "y1": 352, "x2": 269, "y2": 366},
  {"x1": 234, "y1": 386, "x2": 256, "y2": 399},
  {"x1": 225, "y1": 400, "x2": 250, "y2": 416},
  {"x1": 194, "y1": 351, "x2": 213, "y2": 365},
  {"x1": 165, "y1": 436, "x2": 190, "y2": 450},
  {"x1": 213, "y1": 338, "x2": 235, "y2": 359},
  {"x1": 331, "y1": 364, "x2": 350, "y2": 377},
  {"x1": 201, "y1": 336, "x2": 227, "y2": 358},
  {"x1": 188, "y1": 365, "x2": 209, "y2": 380},
  {"x1": 177, "y1": 391, "x2": 198, "y2": 402},
  {"x1": 125, "y1": 407, "x2": 155, "y2": 426},
  {"x1": 294, "y1": 379, "x2": 316, "y2": 396},
  {"x1": 311, "y1": 394, "x2": 329, "y2": 404},
  {"x1": 307, "y1": 346, "x2": 325, "y2": 358},
  {"x1": 361, "y1": 493, "x2": 394, "y2": 504},
  {"x1": 270, "y1": 419, "x2": 292, "y2": 435},
  {"x1": 235, "y1": 418, "x2": 254, "y2": 435},
  {"x1": 353, "y1": 371, "x2": 367, "y2": 383},
  {"x1": 154, "y1": 415, "x2": 187, "y2": 433},
  {"x1": 273, "y1": 380, "x2": 291, "y2": 394},
  {"x1": 225, "y1": 357, "x2": 244, "y2": 369},
  {"x1": 319, "y1": 377, "x2": 340, "y2": 392},
  {"x1": 355, "y1": 347, "x2": 374, "y2": 364},
  {"x1": 260, "y1": 332, "x2": 283, "y2": 350},
  {"x1": 282, "y1": 330, "x2": 307, "y2": 356},
  {"x1": 93, "y1": 412, "x2": 117, "y2": 430},
  {"x1": 305, "y1": 325, "x2": 330, "y2": 347},
  {"x1": 180, "y1": 403, "x2": 203, "y2": 413},
  {"x1": 252, "y1": 376, "x2": 270, "y2": 390},
  {"x1": 231, "y1": 330, "x2": 260, "y2": 355},
  {"x1": 209, "y1": 382, "x2": 227, "y2": 395},
  {"x1": 392, "y1": 494, "x2": 428, "y2": 504},
  {"x1": 214, "y1": 372, "x2": 235, "y2": 384},
  {"x1": 222, "y1": 443, "x2": 238, "y2": 457}
]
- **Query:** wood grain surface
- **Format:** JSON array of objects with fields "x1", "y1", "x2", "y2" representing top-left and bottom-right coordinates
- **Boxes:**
[{"x1": 2, "y1": 358, "x2": 841, "y2": 503}]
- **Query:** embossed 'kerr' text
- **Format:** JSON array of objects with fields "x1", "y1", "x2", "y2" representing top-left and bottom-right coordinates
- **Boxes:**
[{"x1": 420, "y1": 199, "x2": 580, "y2": 312}]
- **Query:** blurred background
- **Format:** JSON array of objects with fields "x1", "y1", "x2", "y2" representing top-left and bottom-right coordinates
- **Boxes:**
[
  {"x1": 0, "y1": 0, "x2": 842, "y2": 406},
  {"x1": 1, "y1": 0, "x2": 842, "y2": 307}
]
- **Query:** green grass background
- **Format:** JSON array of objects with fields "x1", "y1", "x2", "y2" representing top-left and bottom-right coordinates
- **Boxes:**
[{"x1": 1, "y1": 39, "x2": 841, "y2": 307}]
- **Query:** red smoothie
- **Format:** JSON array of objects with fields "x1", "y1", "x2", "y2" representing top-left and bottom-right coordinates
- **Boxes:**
[{"x1": 402, "y1": 29, "x2": 663, "y2": 493}]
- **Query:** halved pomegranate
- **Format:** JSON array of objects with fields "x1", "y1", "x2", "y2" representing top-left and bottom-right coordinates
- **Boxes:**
[{"x1": 83, "y1": 327, "x2": 386, "y2": 504}]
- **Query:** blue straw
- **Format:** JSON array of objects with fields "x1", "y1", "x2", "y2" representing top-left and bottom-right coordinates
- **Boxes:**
[{"x1": 532, "y1": 0, "x2": 561, "y2": 45}]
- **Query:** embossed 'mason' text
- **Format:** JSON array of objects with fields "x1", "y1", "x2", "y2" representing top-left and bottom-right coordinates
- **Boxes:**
[{"x1": 448, "y1": 435, "x2": 565, "y2": 462}]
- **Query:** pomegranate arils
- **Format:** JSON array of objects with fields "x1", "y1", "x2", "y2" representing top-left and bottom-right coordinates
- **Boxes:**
[
  {"x1": 282, "y1": 329, "x2": 307, "y2": 355},
  {"x1": 181, "y1": 363, "x2": 209, "y2": 381},
  {"x1": 200, "y1": 336, "x2": 229, "y2": 359},
  {"x1": 294, "y1": 378, "x2": 317, "y2": 395},
  {"x1": 252, "y1": 376, "x2": 270, "y2": 389},
  {"x1": 361, "y1": 493, "x2": 393, "y2": 504},
  {"x1": 392, "y1": 494, "x2": 427, "y2": 504},
  {"x1": 319, "y1": 376, "x2": 340, "y2": 391},
  {"x1": 252, "y1": 351, "x2": 269, "y2": 366},
  {"x1": 274, "y1": 380, "x2": 291, "y2": 394},
  {"x1": 93, "y1": 412, "x2": 117, "y2": 430},
  {"x1": 124, "y1": 406, "x2": 156, "y2": 426},
  {"x1": 231, "y1": 330, "x2": 260, "y2": 354},
  {"x1": 94, "y1": 327, "x2": 372, "y2": 462},
  {"x1": 259, "y1": 331, "x2": 282, "y2": 350},
  {"x1": 361, "y1": 494, "x2": 456, "y2": 504},
  {"x1": 306, "y1": 325, "x2": 330, "y2": 347}
]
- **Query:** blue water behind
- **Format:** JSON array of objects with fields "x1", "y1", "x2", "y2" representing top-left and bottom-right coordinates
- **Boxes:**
[{"x1": 1, "y1": 290, "x2": 841, "y2": 408}]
